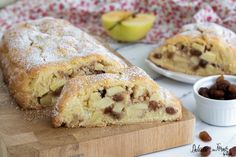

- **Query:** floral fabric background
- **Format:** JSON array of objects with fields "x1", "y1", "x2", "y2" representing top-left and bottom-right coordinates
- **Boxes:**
[{"x1": 0, "y1": 0, "x2": 236, "y2": 43}]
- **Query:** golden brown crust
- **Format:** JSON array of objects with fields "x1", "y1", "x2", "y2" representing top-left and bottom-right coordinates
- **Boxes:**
[
  {"x1": 52, "y1": 66, "x2": 182, "y2": 128},
  {"x1": 148, "y1": 23, "x2": 236, "y2": 76},
  {"x1": 0, "y1": 17, "x2": 127, "y2": 109}
]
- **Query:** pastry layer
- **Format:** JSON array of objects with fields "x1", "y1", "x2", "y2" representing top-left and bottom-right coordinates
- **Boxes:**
[
  {"x1": 0, "y1": 17, "x2": 127, "y2": 109},
  {"x1": 52, "y1": 66, "x2": 182, "y2": 128},
  {"x1": 148, "y1": 23, "x2": 236, "y2": 76}
]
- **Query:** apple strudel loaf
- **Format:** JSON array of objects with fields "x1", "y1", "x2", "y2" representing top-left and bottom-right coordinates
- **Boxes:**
[
  {"x1": 52, "y1": 66, "x2": 182, "y2": 128},
  {"x1": 148, "y1": 23, "x2": 236, "y2": 76},
  {"x1": 0, "y1": 17, "x2": 127, "y2": 109}
]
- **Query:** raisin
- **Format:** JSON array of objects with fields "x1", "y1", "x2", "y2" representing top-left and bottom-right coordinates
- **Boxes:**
[
  {"x1": 94, "y1": 70, "x2": 105, "y2": 74},
  {"x1": 167, "y1": 52, "x2": 174, "y2": 59},
  {"x1": 190, "y1": 49, "x2": 202, "y2": 56},
  {"x1": 225, "y1": 93, "x2": 236, "y2": 100},
  {"x1": 198, "y1": 87, "x2": 209, "y2": 98},
  {"x1": 148, "y1": 101, "x2": 160, "y2": 111},
  {"x1": 199, "y1": 131, "x2": 212, "y2": 142},
  {"x1": 209, "y1": 89, "x2": 224, "y2": 99},
  {"x1": 179, "y1": 44, "x2": 184, "y2": 49},
  {"x1": 197, "y1": 75, "x2": 236, "y2": 100},
  {"x1": 178, "y1": 44, "x2": 188, "y2": 53},
  {"x1": 131, "y1": 13, "x2": 136, "y2": 18},
  {"x1": 165, "y1": 107, "x2": 176, "y2": 115},
  {"x1": 104, "y1": 106, "x2": 121, "y2": 119},
  {"x1": 228, "y1": 84, "x2": 236, "y2": 93},
  {"x1": 112, "y1": 94, "x2": 124, "y2": 102},
  {"x1": 199, "y1": 59, "x2": 208, "y2": 68},
  {"x1": 104, "y1": 106, "x2": 112, "y2": 114},
  {"x1": 200, "y1": 146, "x2": 211, "y2": 156},
  {"x1": 99, "y1": 89, "x2": 106, "y2": 98},
  {"x1": 153, "y1": 53, "x2": 162, "y2": 59},
  {"x1": 130, "y1": 92, "x2": 134, "y2": 99},
  {"x1": 216, "y1": 80, "x2": 230, "y2": 91},
  {"x1": 211, "y1": 63, "x2": 217, "y2": 67},
  {"x1": 209, "y1": 84, "x2": 217, "y2": 90},
  {"x1": 229, "y1": 146, "x2": 236, "y2": 156}
]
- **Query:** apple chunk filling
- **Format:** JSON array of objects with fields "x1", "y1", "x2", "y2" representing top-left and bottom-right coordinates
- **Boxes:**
[
  {"x1": 151, "y1": 41, "x2": 224, "y2": 73},
  {"x1": 38, "y1": 88, "x2": 62, "y2": 106},
  {"x1": 58, "y1": 84, "x2": 180, "y2": 128},
  {"x1": 87, "y1": 85, "x2": 178, "y2": 120},
  {"x1": 34, "y1": 62, "x2": 108, "y2": 106},
  {"x1": 52, "y1": 66, "x2": 183, "y2": 128}
]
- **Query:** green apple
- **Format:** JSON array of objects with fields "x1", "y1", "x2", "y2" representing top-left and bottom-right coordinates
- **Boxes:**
[{"x1": 101, "y1": 11, "x2": 155, "y2": 42}]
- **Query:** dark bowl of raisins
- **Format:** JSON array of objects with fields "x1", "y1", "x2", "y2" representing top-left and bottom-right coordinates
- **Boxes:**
[{"x1": 193, "y1": 75, "x2": 236, "y2": 126}]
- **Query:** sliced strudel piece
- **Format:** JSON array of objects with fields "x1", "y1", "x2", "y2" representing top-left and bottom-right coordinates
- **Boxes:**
[
  {"x1": 0, "y1": 17, "x2": 127, "y2": 109},
  {"x1": 52, "y1": 66, "x2": 182, "y2": 128},
  {"x1": 148, "y1": 23, "x2": 236, "y2": 76}
]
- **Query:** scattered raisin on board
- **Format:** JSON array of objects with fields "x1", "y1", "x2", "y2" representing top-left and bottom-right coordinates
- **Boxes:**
[
  {"x1": 198, "y1": 75, "x2": 236, "y2": 100},
  {"x1": 229, "y1": 146, "x2": 236, "y2": 156},
  {"x1": 199, "y1": 131, "x2": 212, "y2": 142},
  {"x1": 200, "y1": 146, "x2": 211, "y2": 156}
]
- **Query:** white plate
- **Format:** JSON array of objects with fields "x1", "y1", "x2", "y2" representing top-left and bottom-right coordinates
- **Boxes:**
[{"x1": 145, "y1": 59, "x2": 202, "y2": 84}]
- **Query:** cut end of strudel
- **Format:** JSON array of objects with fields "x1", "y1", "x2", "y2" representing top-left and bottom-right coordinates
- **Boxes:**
[
  {"x1": 0, "y1": 17, "x2": 127, "y2": 109},
  {"x1": 52, "y1": 66, "x2": 182, "y2": 128},
  {"x1": 149, "y1": 23, "x2": 236, "y2": 76}
]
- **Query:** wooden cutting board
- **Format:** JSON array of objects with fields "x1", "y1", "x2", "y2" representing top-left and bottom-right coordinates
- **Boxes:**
[{"x1": 0, "y1": 51, "x2": 195, "y2": 157}]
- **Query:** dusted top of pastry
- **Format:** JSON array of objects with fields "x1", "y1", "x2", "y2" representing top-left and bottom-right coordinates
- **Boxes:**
[
  {"x1": 180, "y1": 23, "x2": 236, "y2": 47},
  {"x1": 148, "y1": 23, "x2": 236, "y2": 76},
  {"x1": 0, "y1": 17, "x2": 127, "y2": 109},
  {"x1": 1, "y1": 17, "x2": 126, "y2": 69}
]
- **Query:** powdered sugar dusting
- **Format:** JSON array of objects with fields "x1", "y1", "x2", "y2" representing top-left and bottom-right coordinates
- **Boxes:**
[
  {"x1": 180, "y1": 23, "x2": 236, "y2": 46},
  {"x1": 2, "y1": 17, "x2": 126, "y2": 69},
  {"x1": 158, "y1": 86, "x2": 177, "y2": 106},
  {"x1": 120, "y1": 66, "x2": 150, "y2": 81}
]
